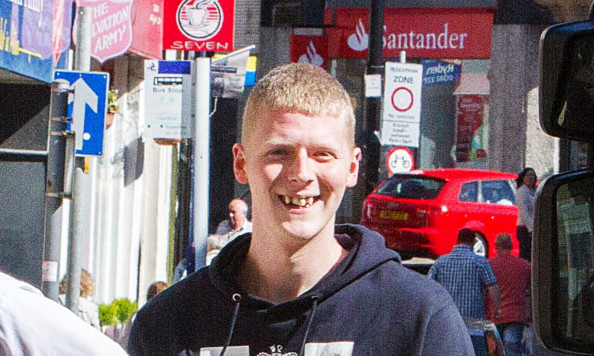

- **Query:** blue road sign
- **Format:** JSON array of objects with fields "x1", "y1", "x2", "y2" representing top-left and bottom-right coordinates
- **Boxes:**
[{"x1": 53, "y1": 71, "x2": 109, "y2": 156}]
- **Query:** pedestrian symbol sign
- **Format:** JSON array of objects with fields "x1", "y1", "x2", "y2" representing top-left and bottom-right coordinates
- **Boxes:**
[{"x1": 53, "y1": 70, "x2": 109, "y2": 156}]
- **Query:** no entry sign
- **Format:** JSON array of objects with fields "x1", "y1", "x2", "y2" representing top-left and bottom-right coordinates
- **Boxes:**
[{"x1": 381, "y1": 62, "x2": 423, "y2": 147}]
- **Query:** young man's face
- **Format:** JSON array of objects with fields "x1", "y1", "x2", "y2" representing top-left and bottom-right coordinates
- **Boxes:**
[{"x1": 233, "y1": 110, "x2": 360, "y2": 244}]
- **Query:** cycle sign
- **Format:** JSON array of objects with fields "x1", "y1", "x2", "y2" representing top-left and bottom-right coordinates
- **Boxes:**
[{"x1": 386, "y1": 147, "x2": 414, "y2": 175}]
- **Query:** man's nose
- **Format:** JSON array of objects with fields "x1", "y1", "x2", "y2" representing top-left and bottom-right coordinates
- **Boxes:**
[{"x1": 287, "y1": 150, "x2": 314, "y2": 182}]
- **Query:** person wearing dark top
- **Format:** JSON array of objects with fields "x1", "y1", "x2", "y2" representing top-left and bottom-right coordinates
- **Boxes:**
[{"x1": 128, "y1": 63, "x2": 474, "y2": 356}]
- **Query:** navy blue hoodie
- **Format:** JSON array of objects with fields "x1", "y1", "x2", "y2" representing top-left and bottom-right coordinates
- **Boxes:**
[{"x1": 128, "y1": 224, "x2": 474, "y2": 355}]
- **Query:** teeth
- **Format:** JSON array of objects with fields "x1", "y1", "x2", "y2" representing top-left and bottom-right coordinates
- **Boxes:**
[{"x1": 282, "y1": 195, "x2": 315, "y2": 207}]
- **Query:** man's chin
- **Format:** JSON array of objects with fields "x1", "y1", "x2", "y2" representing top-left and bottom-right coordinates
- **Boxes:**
[{"x1": 280, "y1": 222, "x2": 329, "y2": 242}]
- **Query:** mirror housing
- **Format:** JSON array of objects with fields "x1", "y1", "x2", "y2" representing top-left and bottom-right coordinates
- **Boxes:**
[
  {"x1": 533, "y1": 168, "x2": 594, "y2": 355},
  {"x1": 540, "y1": 20, "x2": 594, "y2": 142}
]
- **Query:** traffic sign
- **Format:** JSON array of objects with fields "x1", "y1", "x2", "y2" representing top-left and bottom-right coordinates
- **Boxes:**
[
  {"x1": 381, "y1": 62, "x2": 423, "y2": 147},
  {"x1": 386, "y1": 146, "x2": 414, "y2": 175},
  {"x1": 53, "y1": 70, "x2": 109, "y2": 156}
]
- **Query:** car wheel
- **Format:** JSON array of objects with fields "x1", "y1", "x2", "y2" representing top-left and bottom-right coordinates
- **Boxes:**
[{"x1": 473, "y1": 233, "x2": 488, "y2": 258}]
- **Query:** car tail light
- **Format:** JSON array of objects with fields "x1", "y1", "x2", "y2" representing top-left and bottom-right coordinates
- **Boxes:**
[{"x1": 415, "y1": 205, "x2": 448, "y2": 226}]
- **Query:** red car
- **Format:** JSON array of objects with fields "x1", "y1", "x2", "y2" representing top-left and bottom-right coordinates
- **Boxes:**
[{"x1": 360, "y1": 169, "x2": 520, "y2": 260}]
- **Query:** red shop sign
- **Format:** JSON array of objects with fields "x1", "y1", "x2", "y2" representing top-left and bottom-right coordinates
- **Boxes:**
[
  {"x1": 129, "y1": 0, "x2": 164, "y2": 59},
  {"x1": 163, "y1": 0, "x2": 235, "y2": 52},
  {"x1": 290, "y1": 33, "x2": 329, "y2": 69},
  {"x1": 328, "y1": 8, "x2": 494, "y2": 59}
]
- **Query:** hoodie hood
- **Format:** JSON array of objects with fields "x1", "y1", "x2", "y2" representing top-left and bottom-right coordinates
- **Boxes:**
[{"x1": 208, "y1": 224, "x2": 401, "y2": 315}]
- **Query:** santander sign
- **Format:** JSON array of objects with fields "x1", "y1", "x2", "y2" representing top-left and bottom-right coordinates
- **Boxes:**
[
  {"x1": 335, "y1": 8, "x2": 493, "y2": 59},
  {"x1": 348, "y1": 20, "x2": 469, "y2": 52}
]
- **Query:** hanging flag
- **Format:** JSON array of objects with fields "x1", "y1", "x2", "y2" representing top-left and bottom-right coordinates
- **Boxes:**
[{"x1": 211, "y1": 45, "x2": 255, "y2": 98}]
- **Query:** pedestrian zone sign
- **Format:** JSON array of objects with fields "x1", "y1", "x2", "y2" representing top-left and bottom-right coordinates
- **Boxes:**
[
  {"x1": 53, "y1": 70, "x2": 109, "y2": 156},
  {"x1": 381, "y1": 62, "x2": 423, "y2": 148}
]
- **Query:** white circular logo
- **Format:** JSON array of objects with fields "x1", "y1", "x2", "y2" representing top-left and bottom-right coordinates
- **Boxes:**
[
  {"x1": 386, "y1": 147, "x2": 414, "y2": 175},
  {"x1": 177, "y1": 0, "x2": 223, "y2": 41}
]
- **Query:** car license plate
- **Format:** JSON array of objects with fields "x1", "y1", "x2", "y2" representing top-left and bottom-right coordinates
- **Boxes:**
[{"x1": 379, "y1": 210, "x2": 409, "y2": 220}]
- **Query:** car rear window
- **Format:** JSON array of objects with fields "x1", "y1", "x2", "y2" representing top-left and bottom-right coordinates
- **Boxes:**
[{"x1": 375, "y1": 175, "x2": 445, "y2": 199}]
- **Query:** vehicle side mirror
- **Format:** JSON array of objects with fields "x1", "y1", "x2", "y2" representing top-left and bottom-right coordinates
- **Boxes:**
[
  {"x1": 533, "y1": 168, "x2": 594, "y2": 354},
  {"x1": 540, "y1": 20, "x2": 594, "y2": 142}
]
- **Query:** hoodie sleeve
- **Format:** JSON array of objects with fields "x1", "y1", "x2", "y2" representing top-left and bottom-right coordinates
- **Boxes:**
[{"x1": 422, "y1": 303, "x2": 475, "y2": 355}]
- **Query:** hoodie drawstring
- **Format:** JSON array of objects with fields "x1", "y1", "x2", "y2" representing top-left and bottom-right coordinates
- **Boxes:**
[
  {"x1": 220, "y1": 293, "x2": 242, "y2": 356},
  {"x1": 298, "y1": 296, "x2": 320, "y2": 356}
]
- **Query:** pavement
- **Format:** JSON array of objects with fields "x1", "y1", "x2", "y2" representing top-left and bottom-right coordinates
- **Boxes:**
[{"x1": 402, "y1": 257, "x2": 435, "y2": 275}]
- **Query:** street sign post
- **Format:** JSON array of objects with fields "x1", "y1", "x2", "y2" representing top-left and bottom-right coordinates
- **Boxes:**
[
  {"x1": 53, "y1": 71, "x2": 109, "y2": 156},
  {"x1": 381, "y1": 62, "x2": 423, "y2": 147}
]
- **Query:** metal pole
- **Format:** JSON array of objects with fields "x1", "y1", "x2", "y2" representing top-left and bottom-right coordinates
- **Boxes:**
[
  {"x1": 193, "y1": 58, "x2": 211, "y2": 270},
  {"x1": 41, "y1": 81, "x2": 72, "y2": 301},
  {"x1": 65, "y1": 5, "x2": 92, "y2": 313},
  {"x1": 362, "y1": 0, "x2": 384, "y2": 195}
]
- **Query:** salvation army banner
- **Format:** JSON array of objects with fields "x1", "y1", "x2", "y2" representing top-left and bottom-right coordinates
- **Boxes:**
[
  {"x1": 0, "y1": 0, "x2": 71, "y2": 83},
  {"x1": 290, "y1": 32, "x2": 328, "y2": 69},
  {"x1": 329, "y1": 8, "x2": 494, "y2": 59},
  {"x1": 73, "y1": 0, "x2": 134, "y2": 63},
  {"x1": 163, "y1": 0, "x2": 235, "y2": 52}
]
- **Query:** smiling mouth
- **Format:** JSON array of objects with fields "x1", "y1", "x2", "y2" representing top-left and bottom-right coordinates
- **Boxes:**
[{"x1": 279, "y1": 195, "x2": 317, "y2": 208}]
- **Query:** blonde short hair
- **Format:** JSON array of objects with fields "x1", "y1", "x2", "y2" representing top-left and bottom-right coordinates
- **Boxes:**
[{"x1": 242, "y1": 63, "x2": 355, "y2": 146}]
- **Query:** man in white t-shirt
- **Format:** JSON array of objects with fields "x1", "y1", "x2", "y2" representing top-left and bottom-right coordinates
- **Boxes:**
[
  {"x1": 206, "y1": 198, "x2": 253, "y2": 264},
  {"x1": 0, "y1": 271, "x2": 127, "y2": 356}
]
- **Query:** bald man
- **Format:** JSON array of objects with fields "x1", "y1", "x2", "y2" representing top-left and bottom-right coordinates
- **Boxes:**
[{"x1": 207, "y1": 199, "x2": 253, "y2": 264}]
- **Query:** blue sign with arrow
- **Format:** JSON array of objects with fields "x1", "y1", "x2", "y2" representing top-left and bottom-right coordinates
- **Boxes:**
[{"x1": 53, "y1": 71, "x2": 109, "y2": 156}]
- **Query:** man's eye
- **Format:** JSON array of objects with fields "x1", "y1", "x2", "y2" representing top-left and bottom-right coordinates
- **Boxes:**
[
  {"x1": 268, "y1": 149, "x2": 287, "y2": 156},
  {"x1": 313, "y1": 151, "x2": 335, "y2": 160}
]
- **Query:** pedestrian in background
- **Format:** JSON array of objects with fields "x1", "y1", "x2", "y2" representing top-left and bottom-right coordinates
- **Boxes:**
[
  {"x1": 488, "y1": 233, "x2": 532, "y2": 356},
  {"x1": 59, "y1": 268, "x2": 101, "y2": 330},
  {"x1": 516, "y1": 167, "x2": 537, "y2": 261},
  {"x1": 0, "y1": 271, "x2": 127, "y2": 355},
  {"x1": 119, "y1": 280, "x2": 170, "y2": 350},
  {"x1": 428, "y1": 228, "x2": 502, "y2": 355},
  {"x1": 128, "y1": 63, "x2": 474, "y2": 355},
  {"x1": 206, "y1": 198, "x2": 252, "y2": 264}
]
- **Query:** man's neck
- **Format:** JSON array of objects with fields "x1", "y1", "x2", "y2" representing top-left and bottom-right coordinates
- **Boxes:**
[
  {"x1": 496, "y1": 249, "x2": 512, "y2": 256},
  {"x1": 238, "y1": 231, "x2": 347, "y2": 304}
]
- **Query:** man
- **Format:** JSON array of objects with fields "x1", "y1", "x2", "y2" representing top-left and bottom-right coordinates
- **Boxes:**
[
  {"x1": 129, "y1": 63, "x2": 474, "y2": 355},
  {"x1": 209, "y1": 199, "x2": 253, "y2": 251},
  {"x1": 488, "y1": 233, "x2": 532, "y2": 356},
  {"x1": 428, "y1": 228, "x2": 502, "y2": 355},
  {"x1": 0, "y1": 271, "x2": 127, "y2": 355}
]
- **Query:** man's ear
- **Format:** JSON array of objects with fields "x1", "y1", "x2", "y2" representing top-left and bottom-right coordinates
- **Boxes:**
[
  {"x1": 346, "y1": 147, "x2": 361, "y2": 188},
  {"x1": 233, "y1": 143, "x2": 249, "y2": 184}
]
